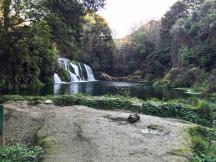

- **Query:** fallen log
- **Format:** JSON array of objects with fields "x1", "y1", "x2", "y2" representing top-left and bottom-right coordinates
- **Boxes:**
[{"x1": 101, "y1": 72, "x2": 141, "y2": 81}]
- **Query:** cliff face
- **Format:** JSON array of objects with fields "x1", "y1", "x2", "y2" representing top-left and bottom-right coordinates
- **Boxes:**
[{"x1": 112, "y1": 20, "x2": 161, "y2": 76}]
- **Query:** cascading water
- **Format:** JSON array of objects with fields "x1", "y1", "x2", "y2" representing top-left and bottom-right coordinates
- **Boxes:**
[
  {"x1": 54, "y1": 57, "x2": 96, "y2": 84},
  {"x1": 84, "y1": 64, "x2": 96, "y2": 81},
  {"x1": 54, "y1": 73, "x2": 62, "y2": 84}
]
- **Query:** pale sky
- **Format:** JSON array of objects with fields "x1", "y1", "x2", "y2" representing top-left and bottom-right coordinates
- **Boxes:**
[{"x1": 98, "y1": 0, "x2": 178, "y2": 38}]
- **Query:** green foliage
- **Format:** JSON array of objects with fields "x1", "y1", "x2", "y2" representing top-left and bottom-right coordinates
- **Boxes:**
[
  {"x1": 45, "y1": 0, "x2": 107, "y2": 62},
  {"x1": 45, "y1": 0, "x2": 84, "y2": 56},
  {"x1": 0, "y1": 20, "x2": 57, "y2": 90},
  {"x1": 56, "y1": 69, "x2": 71, "y2": 82},
  {"x1": 1, "y1": 95, "x2": 214, "y2": 126},
  {"x1": 79, "y1": 98, "x2": 133, "y2": 110},
  {"x1": 0, "y1": 144, "x2": 43, "y2": 162},
  {"x1": 179, "y1": 47, "x2": 194, "y2": 66},
  {"x1": 0, "y1": 0, "x2": 58, "y2": 90},
  {"x1": 132, "y1": 31, "x2": 156, "y2": 67},
  {"x1": 168, "y1": 0, "x2": 216, "y2": 70},
  {"x1": 82, "y1": 13, "x2": 115, "y2": 72},
  {"x1": 0, "y1": 105, "x2": 3, "y2": 137},
  {"x1": 52, "y1": 96, "x2": 79, "y2": 106},
  {"x1": 194, "y1": 43, "x2": 216, "y2": 71},
  {"x1": 189, "y1": 126, "x2": 216, "y2": 161},
  {"x1": 141, "y1": 102, "x2": 206, "y2": 125},
  {"x1": 0, "y1": 0, "x2": 108, "y2": 91}
]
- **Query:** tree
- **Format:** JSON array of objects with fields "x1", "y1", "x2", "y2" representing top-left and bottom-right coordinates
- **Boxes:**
[
  {"x1": 44, "y1": 0, "x2": 106, "y2": 59},
  {"x1": 158, "y1": 0, "x2": 206, "y2": 68},
  {"x1": 173, "y1": 0, "x2": 216, "y2": 71},
  {"x1": 82, "y1": 14, "x2": 115, "y2": 72},
  {"x1": 0, "y1": 0, "x2": 57, "y2": 90},
  {"x1": 0, "y1": 0, "x2": 108, "y2": 90}
]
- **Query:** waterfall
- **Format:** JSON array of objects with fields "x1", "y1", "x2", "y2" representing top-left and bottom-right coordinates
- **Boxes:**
[
  {"x1": 55, "y1": 57, "x2": 96, "y2": 83},
  {"x1": 69, "y1": 71, "x2": 80, "y2": 82},
  {"x1": 70, "y1": 63, "x2": 80, "y2": 77},
  {"x1": 54, "y1": 73, "x2": 62, "y2": 84},
  {"x1": 84, "y1": 64, "x2": 96, "y2": 81}
]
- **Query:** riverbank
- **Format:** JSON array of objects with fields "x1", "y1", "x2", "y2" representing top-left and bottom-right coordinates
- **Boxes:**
[
  {"x1": 1, "y1": 94, "x2": 216, "y2": 161},
  {"x1": 1, "y1": 94, "x2": 215, "y2": 126},
  {"x1": 3, "y1": 101, "x2": 192, "y2": 162}
]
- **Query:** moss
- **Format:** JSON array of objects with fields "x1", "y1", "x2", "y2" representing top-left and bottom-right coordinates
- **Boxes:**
[
  {"x1": 37, "y1": 136, "x2": 58, "y2": 155},
  {"x1": 52, "y1": 95, "x2": 79, "y2": 106},
  {"x1": 56, "y1": 69, "x2": 71, "y2": 82},
  {"x1": 37, "y1": 127, "x2": 58, "y2": 156}
]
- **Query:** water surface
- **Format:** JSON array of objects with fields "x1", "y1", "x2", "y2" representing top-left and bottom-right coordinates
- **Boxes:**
[
  {"x1": 1, "y1": 81, "x2": 190, "y2": 99},
  {"x1": 54, "y1": 81, "x2": 189, "y2": 99}
]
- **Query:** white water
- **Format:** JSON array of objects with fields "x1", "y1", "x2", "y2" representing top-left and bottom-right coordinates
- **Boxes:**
[
  {"x1": 69, "y1": 71, "x2": 80, "y2": 82},
  {"x1": 84, "y1": 64, "x2": 96, "y2": 81},
  {"x1": 70, "y1": 63, "x2": 80, "y2": 78},
  {"x1": 54, "y1": 73, "x2": 62, "y2": 84},
  {"x1": 55, "y1": 58, "x2": 96, "y2": 83}
]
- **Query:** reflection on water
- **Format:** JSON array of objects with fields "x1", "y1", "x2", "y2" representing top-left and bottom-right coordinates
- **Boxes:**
[{"x1": 54, "y1": 81, "x2": 189, "y2": 99}]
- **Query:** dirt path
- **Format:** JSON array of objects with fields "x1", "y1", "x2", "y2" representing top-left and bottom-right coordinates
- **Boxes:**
[{"x1": 4, "y1": 102, "x2": 192, "y2": 162}]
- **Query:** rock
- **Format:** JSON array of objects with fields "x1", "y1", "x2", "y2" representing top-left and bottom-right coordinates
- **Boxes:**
[
  {"x1": 128, "y1": 114, "x2": 140, "y2": 123},
  {"x1": 44, "y1": 100, "x2": 54, "y2": 105},
  {"x1": 147, "y1": 124, "x2": 164, "y2": 131}
]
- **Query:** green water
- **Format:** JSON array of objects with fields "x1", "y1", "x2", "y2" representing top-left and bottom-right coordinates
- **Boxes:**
[
  {"x1": 54, "y1": 81, "x2": 189, "y2": 99},
  {"x1": 1, "y1": 81, "x2": 190, "y2": 100}
]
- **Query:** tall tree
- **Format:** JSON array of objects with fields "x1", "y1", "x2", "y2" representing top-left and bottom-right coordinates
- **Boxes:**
[
  {"x1": 0, "y1": 0, "x2": 57, "y2": 90},
  {"x1": 45, "y1": 0, "x2": 106, "y2": 59},
  {"x1": 82, "y1": 14, "x2": 115, "y2": 72}
]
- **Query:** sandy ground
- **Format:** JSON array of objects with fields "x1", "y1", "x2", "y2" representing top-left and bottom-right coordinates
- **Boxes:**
[{"x1": 4, "y1": 102, "x2": 192, "y2": 162}]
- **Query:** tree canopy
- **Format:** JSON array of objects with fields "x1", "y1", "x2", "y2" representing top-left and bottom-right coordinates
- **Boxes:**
[{"x1": 0, "y1": 0, "x2": 110, "y2": 90}]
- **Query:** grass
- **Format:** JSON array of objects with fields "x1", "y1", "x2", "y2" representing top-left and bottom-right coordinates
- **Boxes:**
[
  {"x1": 0, "y1": 144, "x2": 43, "y2": 162},
  {"x1": 1, "y1": 94, "x2": 215, "y2": 127},
  {"x1": 189, "y1": 126, "x2": 216, "y2": 162},
  {"x1": 1, "y1": 94, "x2": 216, "y2": 161}
]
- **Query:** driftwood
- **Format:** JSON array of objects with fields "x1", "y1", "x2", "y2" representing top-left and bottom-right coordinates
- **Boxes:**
[{"x1": 101, "y1": 72, "x2": 141, "y2": 81}]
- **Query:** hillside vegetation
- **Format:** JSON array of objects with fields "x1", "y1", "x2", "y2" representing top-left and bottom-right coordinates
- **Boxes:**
[{"x1": 114, "y1": 0, "x2": 216, "y2": 93}]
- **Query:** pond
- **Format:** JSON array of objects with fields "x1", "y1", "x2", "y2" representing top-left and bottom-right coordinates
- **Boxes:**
[
  {"x1": 1, "y1": 81, "x2": 190, "y2": 99},
  {"x1": 53, "y1": 81, "x2": 189, "y2": 99}
]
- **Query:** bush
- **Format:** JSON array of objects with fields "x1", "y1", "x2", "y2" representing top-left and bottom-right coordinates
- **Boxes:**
[
  {"x1": 0, "y1": 21, "x2": 57, "y2": 91},
  {"x1": 56, "y1": 69, "x2": 71, "y2": 82},
  {"x1": 189, "y1": 126, "x2": 216, "y2": 161},
  {"x1": 79, "y1": 98, "x2": 133, "y2": 110},
  {"x1": 52, "y1": 96, "x2": 79, "y2": 106},
  {"x1": 191, "y1": 136, "x2": 209, "y2": 154},
  {"x1": 0, "y1": 95, "x2": 213, "y2": 126},
  {"x1": 141, "y1": 102, "x2": 211, "y2": 126},
  {"x1": 0, "y1": 144, "x2": 43, "y2": 162}
]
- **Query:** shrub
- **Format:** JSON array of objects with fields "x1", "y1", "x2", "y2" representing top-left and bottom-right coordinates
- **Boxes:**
[
  {"x1": 52, "y1": 96, "x2": 79, "y2": 106},
  {"x1": 79, "y1": 98, "x2": 133, "y2": 110},
  {"x1": 0, "y1": 144, "x2": 43, "y2": 162},
  {"x1": 189, "y1": 126, "x2": 216, "y2": 161},
  {"x1": 56, "y1": 69, "x2": 71, "y2": 82}
]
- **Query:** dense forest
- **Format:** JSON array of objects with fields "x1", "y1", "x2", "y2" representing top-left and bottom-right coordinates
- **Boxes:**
[
  {"x1": 1, "y1": 1, "x2": 216, "y2": 162},
  {"x1": 0, "y1": 0, "x2": 114, "y2": 90},
  {"x1": 0, "y1": 0, "x2": 216, "y2": 93},
  {"x1": 114, "y1": 0, "x2": 216, "y2": 93}
]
